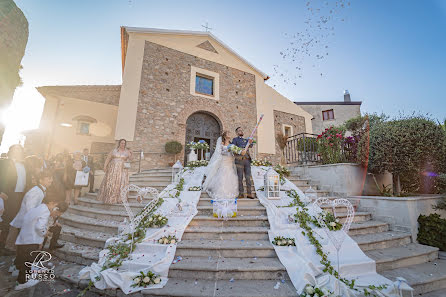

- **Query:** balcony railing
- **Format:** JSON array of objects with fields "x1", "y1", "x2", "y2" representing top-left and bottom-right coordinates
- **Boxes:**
[{"x1": 284, "y1": 133, "x2": 320, "y2": 165}]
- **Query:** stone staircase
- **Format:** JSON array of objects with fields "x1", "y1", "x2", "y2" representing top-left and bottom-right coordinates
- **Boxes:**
[{"x1": 54, "y1": 168, "x2": 446, "y2": 296}]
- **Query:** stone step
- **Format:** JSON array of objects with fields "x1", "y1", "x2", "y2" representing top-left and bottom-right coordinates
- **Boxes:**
[
  {"x1": 59, "y1": 212, "x2": 120, "y2": 234},
  {"x1": 189, "y1": 215, "x2": 270, "y2": 228},
  {"x1": 381, "y1": 259, "x2": 446, "y2": 295},
  {"x1": 130, "y1": 176, "x2": 173, "y2": 182},
  {"x1": 77, "y1": 197, "x2": 145, "y2": 211},
  {"x1": 141, "y1": 168, "x2": 172, "y2": 173},
  {"x1": 198, "y1": 197, "x2": 261, "y2": 207},
  {"x1": 144, "y1": 278, "x2": 297, "y2": 297},
  {"x1": 183, "y1": 226, "x2": 269, "y2": 241},
  {"x1": 365, "y1": 243, "x2": 439, "y2": 272},
  {"x1": 67, "y1": 204, "x2": 129, "y2": 221},
  {"x1": 348, "y1": 220, "x2": 389, "y2": 236},
  {"x1": 58, "y1": 263, "x2": 298, "y2": 297},
  {"x1": 351, "y1": 231, "x2": 412, "y2": 251},
  {"x1": 129, "y1": 181, "x2": 172, "y2": 187},
  {"x1": 168, "y1": 256, "x2": 289, "y2": 280},
  {"x1": 176, "y1": 240, "x2": 275, "y2": 258},
  {"x1": 197, "y1": 206, "x2": 267, "y2": 216},
  {"x1": 59, "y1": 225, "x2": 110, "y2": 248},
  {"x1": 53, "y1": 240, "x2": 101, "y2": 266},
  {"x1": 200, "y1": 192, "x2": 258, "y2": 199}
]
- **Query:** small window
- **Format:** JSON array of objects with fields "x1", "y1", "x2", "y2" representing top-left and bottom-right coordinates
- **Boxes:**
[
  {"x1": 195, "y1": 74, "x2": 214, "y2": 96},
  {"x1": 79, "y1": 122, "x2": 90, "y2": 135},
  {"x1": 282, "y1": 124, "x2": 293, "y2": 137},
  {"x1": 322, "y1": 109, "x2": 335, "y2": 121}
]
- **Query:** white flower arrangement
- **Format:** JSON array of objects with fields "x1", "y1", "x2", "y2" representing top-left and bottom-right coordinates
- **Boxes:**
[
  {"x1": 157, "y1": 235, "x2": 178, "y2": 245},
  {"x1": 186, "y1": 140, "x2": 210, "y2": 150},
  {"x1": 140, "y1": 214, "x2": 168, "y2": 228},
  {"x1": 188, "y1": 186, "x2": 202, "y2": 191},
  {"x1": 272, "y1": 236, "x2": 296, "y2": 246},
  {"x1": 187, "y1": 160, "x2": 209, "y2": 167},
  {"x1": 299, "y1": 284, "x2": 337, "y2": 297},
  {"x1": 132, "y1": 271, "x2": 161, "y2": 288},
  {"x1": 251, "y1": 159, "x2": 272, "y2": 167}
]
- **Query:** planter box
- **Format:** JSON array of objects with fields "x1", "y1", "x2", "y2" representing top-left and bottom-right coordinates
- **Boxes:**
[
  {"x1": 291, "y1": 163, "x2": 392, "y2": 196},
  {"x1": 349, "y1": 195, "x2": 446, "y2": 241},
  {"x1": 291, "y1": 163, "x2": 367, "y2": 196}
]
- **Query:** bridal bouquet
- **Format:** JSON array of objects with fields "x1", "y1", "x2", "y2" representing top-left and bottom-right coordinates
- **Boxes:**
[
  {"x1": 157, "y1": 235, "x2": 177, "y2": 245},
  {"x1": 228, "y1": 144, "x2": 243, "y2": 155},
  {"x1": 132, "y1": 271, "x2": 161, "y2": 288},
  {"x1": 272, "y1": 236, "x2": 296, "y2": 246}
]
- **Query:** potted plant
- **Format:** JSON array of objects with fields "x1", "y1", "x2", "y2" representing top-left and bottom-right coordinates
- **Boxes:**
[{"x1": 165, "y1": 141, "x2": 183, "y2": 166}]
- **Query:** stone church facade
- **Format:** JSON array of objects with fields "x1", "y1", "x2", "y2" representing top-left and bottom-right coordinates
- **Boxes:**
[{"x1": 31, "y1": 27, "x2": 314, "y2": 169}]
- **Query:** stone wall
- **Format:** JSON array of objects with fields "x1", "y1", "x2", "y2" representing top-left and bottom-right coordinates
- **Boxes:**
[
  {"x1": 257, "y1": 111, "x2": 306, "y2": 165},
  {"x1": 133, "y1": 41, "x2": 258, "y2": 169}
]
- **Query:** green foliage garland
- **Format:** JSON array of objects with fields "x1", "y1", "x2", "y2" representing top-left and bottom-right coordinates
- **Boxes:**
[{"x1": 286, "y1": 190, "x2": 387, "y2": 296}]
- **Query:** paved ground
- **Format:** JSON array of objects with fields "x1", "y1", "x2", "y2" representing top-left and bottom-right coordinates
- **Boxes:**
[{"x1": 0, "y1": 254, "x2": 100, "y2": 297}]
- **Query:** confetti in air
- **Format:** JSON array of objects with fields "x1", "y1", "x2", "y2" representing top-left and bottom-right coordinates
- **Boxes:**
[{"x1": 271, "y1": 0, "x2": 351, "y2": 87}]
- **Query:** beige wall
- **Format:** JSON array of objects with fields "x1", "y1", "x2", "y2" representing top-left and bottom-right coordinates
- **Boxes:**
[
  {"x1": 255, "y1": 76, "x2": 313, "y2": 155},
  {"x1": 115, "y1": 31, "x2": 267, "y2": 142},
  {"x1": 298, "y1": 104, "x2": 361, "y2": 134},
  {"x1": 38, "y1": 94, "x2": 118, "y2": 156}
]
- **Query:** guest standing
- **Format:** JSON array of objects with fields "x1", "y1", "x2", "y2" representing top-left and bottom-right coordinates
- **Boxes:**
[
  {"x1": 24, "y1": 155, "x2": 43, "y2": 188},
  {"x1": 0, "y1": 145, "x2": 31, "y2": 254},
  {"x1": 14, "y1": 198, "x2": 67, "y2": 291},
  {"x1": 81, "y1": 148, "x2": 95, "y2": 193},
  {"x1": 64, "y1": 152, "x2": 86, "y2": 205},
  {"x1": 46, "y1": 153, "x2": 66, "y2": 203},
  {"x1": 7, "y1": 170, "x2": 53, "y2": 251},
  {"x1": 98, "y1": 139, "x2": 132, "y2": 204}
]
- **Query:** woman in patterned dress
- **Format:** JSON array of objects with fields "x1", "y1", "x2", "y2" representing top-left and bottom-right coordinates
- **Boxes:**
[{"x1": 97, "y1": 139, "x2": 132, "y2": 204}]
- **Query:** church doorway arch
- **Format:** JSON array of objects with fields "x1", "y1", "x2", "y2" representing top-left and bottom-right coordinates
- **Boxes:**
[{"x1": 185, "y1": 112, "x2": 221, "y2": 163}]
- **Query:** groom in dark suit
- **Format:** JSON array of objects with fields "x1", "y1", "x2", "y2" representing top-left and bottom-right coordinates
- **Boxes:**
[{"x1": 232, "y1": 127, "x2": 254, "y2": 199}]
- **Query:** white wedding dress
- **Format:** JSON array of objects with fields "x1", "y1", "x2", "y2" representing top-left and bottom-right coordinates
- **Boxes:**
[{"x1": 203, "y1": 137, "x2": 239, "y2": 199}]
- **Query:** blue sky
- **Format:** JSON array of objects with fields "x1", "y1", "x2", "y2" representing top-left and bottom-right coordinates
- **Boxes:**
[{"x1": 1, "y1": 0, "x2": 445, "y2": 151}]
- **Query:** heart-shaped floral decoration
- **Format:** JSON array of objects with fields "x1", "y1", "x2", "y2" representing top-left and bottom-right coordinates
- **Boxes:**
[
  {"x1": 120, "y1": 184, "x2": 160, "y2": 233},
  {"x1": 312, "y1": 197, "x2": 355, "y2": 250}
]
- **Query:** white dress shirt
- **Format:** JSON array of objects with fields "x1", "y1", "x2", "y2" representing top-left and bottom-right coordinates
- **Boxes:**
[
  {"x1": 10, "y1": 185, "x2": 46, "y2": 229},
  {"x1": 0, "y1": 198, "x2": 4, "y2": 223},
  {"x1": 15, "y1": 204, "x2": 50, "y2": 245},
  {"x1": 14, "y1": 162, "x2": 26, "y2": 193}
]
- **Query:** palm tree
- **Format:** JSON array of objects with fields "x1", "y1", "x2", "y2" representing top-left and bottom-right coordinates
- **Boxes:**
[{"x1": 0, "y1": 0, "x2": 29, "y2": 144}]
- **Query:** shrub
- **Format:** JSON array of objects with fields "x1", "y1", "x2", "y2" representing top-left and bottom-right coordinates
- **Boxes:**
[
  {"x1": 165, "y1": 141, "x2": 183, "y2": 154},
  {"x1": 368, "y1": 114, "x2": 446, "y2": 194},
  {"x1": 317, "y1": 126, "x2": 346, "y2": 164},
  {"x1": 417, "y1": 214, "x2": 446, "y2": 251}
]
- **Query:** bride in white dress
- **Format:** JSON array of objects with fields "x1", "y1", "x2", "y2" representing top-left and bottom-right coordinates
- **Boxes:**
[{"x1": 203, "y1": 131, "x2": 239, "y2": 199}]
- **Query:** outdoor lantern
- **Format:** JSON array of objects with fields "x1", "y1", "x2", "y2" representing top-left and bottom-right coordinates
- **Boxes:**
[
  {"x1": 305, "y1": 186, "x2": 318, "y2": 202},
  {"x1": 172, "y1": 160, "x2": 183, "y2": 183},
  {"x1": 264, "y1": 168, "x2": 280, "y2": 200}
]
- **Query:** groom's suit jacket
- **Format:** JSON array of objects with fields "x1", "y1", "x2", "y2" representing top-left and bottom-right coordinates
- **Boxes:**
[{"x1": 232, "y1": 137, "x2": 253, "y2": 159}]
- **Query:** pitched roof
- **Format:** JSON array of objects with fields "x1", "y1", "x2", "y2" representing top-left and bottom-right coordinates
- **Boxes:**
[
  {"x1": 37, "y1": 85, "x2": 121, "y2": 106},
  {"x1": 294, "y1": 101, "x2": 362, "y2": 106},
  {"x1": 121, "y1": 26, "x2": 269, "y2": 80}
]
